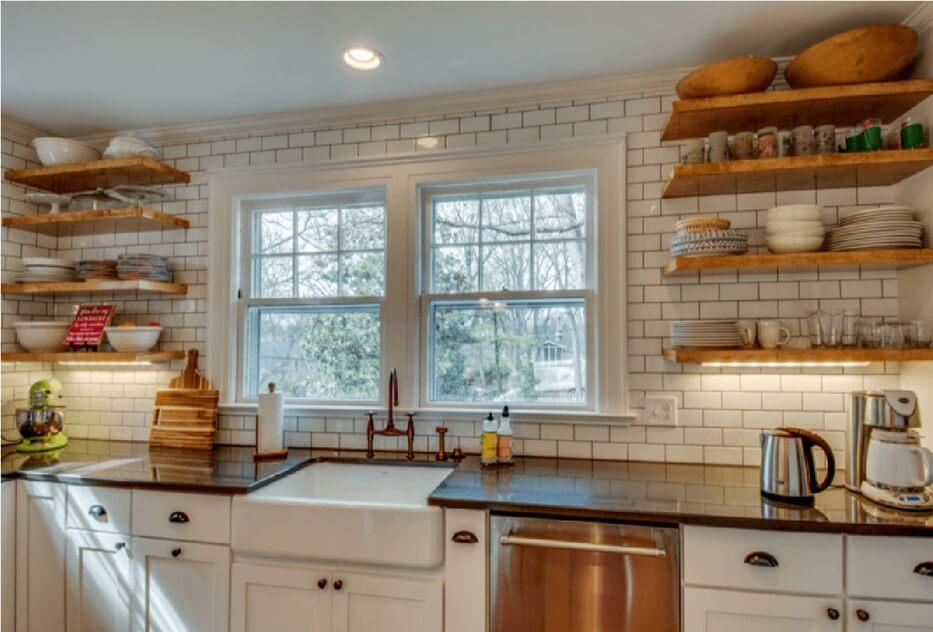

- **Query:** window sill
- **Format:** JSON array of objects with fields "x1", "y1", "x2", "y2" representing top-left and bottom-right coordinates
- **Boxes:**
[{"x1": 218, "y1": 402, "x2": 634, "y2": 425}]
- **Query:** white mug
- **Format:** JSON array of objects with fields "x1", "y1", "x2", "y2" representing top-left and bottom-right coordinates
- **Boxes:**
[
  {"x1": 758, "y1": 320, "x2": 790, "y2": 349},
  {"x1": 737, "y1": 320, "x2": 757, "y2": 348},
  {"x1": 866, "y1": 430, "x2": 933, "y2": 489},
  {"x1": 707, "y1": 130, "x2": 729, "y2": 162}
]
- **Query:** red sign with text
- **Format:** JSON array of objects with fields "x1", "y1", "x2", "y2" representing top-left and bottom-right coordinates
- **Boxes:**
[{"x1": 64, "y1": 304, "x2": 116, "y2": 348}]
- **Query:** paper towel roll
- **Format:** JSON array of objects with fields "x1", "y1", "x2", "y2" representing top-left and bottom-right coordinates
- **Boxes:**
[{"x1": 257, "y1": 383, "x2": 284, "y2": 454}]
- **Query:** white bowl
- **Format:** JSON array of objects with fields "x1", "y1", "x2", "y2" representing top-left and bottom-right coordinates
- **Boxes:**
[
  {"x1": 767, "y1": 220, "x2": 824, "y2": 234},
  {"x1": 13, "y1": 321, "x2": 70, "y2": 352},
  {"x1": 104, "y1": 326, "x2": 162, "y2": 352},
  {"x1": 767, "y1": 204, "x2": 823, "y2": 221},
  {"x1": 766, "y1": 234, "x2": 825, "y2": 253},
  {"x1": 103, "y1": 136, "x2": 157, "y2": 159},
  {"x1": 32, "y1": 137, "x2": 101, "y2": 166}
]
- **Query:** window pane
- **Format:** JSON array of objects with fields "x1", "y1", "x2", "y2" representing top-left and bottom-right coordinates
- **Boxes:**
[
  {"x1": 481, "y1": 192, "x2": 531, "y2": 242},
  {"x1": 296, "y1": 208, "x2": 339, "y2": 253},
  {"x1": 258, "y1": 256, "x2": 293, "y2": 298},
  {"x1": 433, "y1": 196, "x2": 479, "y2": 245},
  {"x1": 533, "y1": 240, "x2": 585, "y2": 290},
  {"x1": 342, "y1": 205, "x2": 385, "y2": 250},
  {"x1": 481, "y1": 244, "x2": 530, "y2": 291},
  {"x1": 258, "y1": 211, "x2": 293, "y2": 254},
  {"x1": 432, "y1": 246, "x2": 479, "y2": 293},
  {"x1": 341, "y1": 252, "x2": 385, "y2": 297},
  {"x1": 534, "y1": 189, "x2": 586, "y2": 239},
  {"x1": 247, "y1": 305, "x2": 380, "y2": 400},
  {"x1": 297, "y1": 255, "x2": 338, "y2": 297},
  {"x1": 430, "y1": 300, "x2": 586, "y2": 405}
]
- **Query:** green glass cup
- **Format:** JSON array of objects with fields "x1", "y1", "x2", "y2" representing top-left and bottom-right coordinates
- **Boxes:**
[
  {"x1": 846, "y1": 130, "x2": 863, "y2": 153},
  {"x1": 901, "y1": 122, "x2": 924, "y2": 149}
]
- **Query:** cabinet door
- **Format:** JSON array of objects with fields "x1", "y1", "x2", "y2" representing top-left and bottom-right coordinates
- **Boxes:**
[
  {"x1": 445, "y1": 509, "x2": 486, "y2": 632},
  {"x1": 231, "y1": 562, "x2": 331, "y2": 632},
  {"x1": 66, "y1": 530, "x2": 132, "y2": 632},
  {"x1": 131, "y1": 537, "x2": 230, "y2": 632},
  {"x1": 16, "y1": 480, "x2": 66, "y2": 632},
  {"x1": 2, "y1": 480, "x2": 16, "y2": 632},
  {"x1": 331, "y1": 571, "x2": 442, "y2": 632},
  {"x1": 684, "y1": 587, "x2": 842, "y2": 632},
  {"x1": 847, "y1": 600, "x2": 933, "y2": 631}
]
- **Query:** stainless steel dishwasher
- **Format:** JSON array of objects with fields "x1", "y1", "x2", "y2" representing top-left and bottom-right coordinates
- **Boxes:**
[{"x1": 490, "y1": 515, "x2": 680, "y2": 632}]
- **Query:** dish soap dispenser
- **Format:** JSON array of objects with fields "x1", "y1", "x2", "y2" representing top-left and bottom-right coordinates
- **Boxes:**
[
  {"x1": 497, "y1": 405, "x2": 513, "y2": 465},
  {"x1": 481, "y1": 412, "x2": 498, "y2": 467}
]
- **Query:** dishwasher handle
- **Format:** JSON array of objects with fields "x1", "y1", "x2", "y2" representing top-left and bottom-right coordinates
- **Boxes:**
[{"x1": 499, "y1": 533, "x2": 666, "y2": 558}]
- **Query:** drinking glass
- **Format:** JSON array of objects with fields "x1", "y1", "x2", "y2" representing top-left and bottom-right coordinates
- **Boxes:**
[
  {"x1": 826, "y1": 310, "x2": 844, "y2": 347},
  {"x1": 842, "y1": 310, "x2": 860, "y2": 347},
  {"x1": 806, "y1": 311, "x2": 824, "y2": 347},
  {"x1": 881, "y1": 322, "x2": 905, "y2": 348}
]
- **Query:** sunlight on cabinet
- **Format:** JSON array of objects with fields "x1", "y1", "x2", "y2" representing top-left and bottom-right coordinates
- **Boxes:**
[
  {"x1": 16, "y1": 481, "x2": 66, "y2": 632},
  {"x1": 66, "y1": 531, "x2": 131, "y2": 632}
]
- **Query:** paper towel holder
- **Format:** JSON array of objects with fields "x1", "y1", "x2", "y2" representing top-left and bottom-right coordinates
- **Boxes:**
[{"x1": 254, "y1": 382, "x2": 289, "y2": 461}]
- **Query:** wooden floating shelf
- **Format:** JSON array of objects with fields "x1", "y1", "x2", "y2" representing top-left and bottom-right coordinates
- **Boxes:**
[
  {"x1": 2, "y1": 207, "x2": 189, "y2": 235},
  {"x1": 1, "y1": 350, "x2": 185, "y2": 364},
  {"x1": 661, "y1": 80, "x2": 933, "y2": 141},
  {"x1": 661, "y1": 149, "x2": 933, "y2": 198},
  {"x1": 663, "y1": 248, "x2": 933, "y2": 277},
  {"x1": 1, "y1": 280, "x2": 187, "y2": 295},
  {"x1": 664, "y1": 347, "x2": 933, "y2": 364},
  {"x1": 4, "y1": 156, "x2": 190, "y2": 194}
]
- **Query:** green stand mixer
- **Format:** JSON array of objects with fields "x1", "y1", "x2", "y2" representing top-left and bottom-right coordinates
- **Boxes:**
[{"x1": 15, "y1": 378, "x2": 68, "y2": 453}]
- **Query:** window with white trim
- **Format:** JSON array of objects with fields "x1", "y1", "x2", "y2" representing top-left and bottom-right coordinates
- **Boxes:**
[
  {"x1": 422, "y1": 175, "x2": 595, "y2": 408},
  {"x1": 239, "y1": 190, "x2": 385, "y2": 401}
]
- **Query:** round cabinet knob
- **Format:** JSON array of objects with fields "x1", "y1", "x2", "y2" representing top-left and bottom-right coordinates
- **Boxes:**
[
  {"x1": 826, "y1": 608, "x2": 840, "y2": 621},
  {"x1": 856, "y1": 609, "x2": 870, "y2": 622},
  {"x1": 317, "y1": 579, "x2": 327, "y2": 590},
  {"x1": 171, "y1": 548, "x2": 182, "y2": 558},
  {"x1": 333, "y1": 579, "x2": 343, "y2": 591}
]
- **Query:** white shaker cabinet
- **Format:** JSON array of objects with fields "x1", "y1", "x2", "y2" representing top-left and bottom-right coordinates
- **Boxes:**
[
  {"x1": 66, "y1": 531, "x2": 132, "y2": 632},
  {"x1": 331, "y1": 570, "x2": 442, "y2": 632},
  {"x1": 2, "y1": 480, "x2": 16, "y2": 632},
  {"x1": 684, "y1": 587, "x2": 843, "y2": 632},
  {"x1": 130, "y1": 537, "x2": 230, "y2": 632},
  {"x1": 231, "y1": 562, "x2": 331, "y2": 632},
  {"x1": 845, "y1": 599, "x2": 933, "y2": 631},
  {"x1": 16, "y1": 480, "x2": 66, "y2": 632},
  {"x1": 444, "y1": 509, "x2": 487, "y2": 632}
]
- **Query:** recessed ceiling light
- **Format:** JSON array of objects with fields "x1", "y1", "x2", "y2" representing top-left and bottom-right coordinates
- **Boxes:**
[{"x1": 343, "y1": 46, "x2": 383, "y2": 71}]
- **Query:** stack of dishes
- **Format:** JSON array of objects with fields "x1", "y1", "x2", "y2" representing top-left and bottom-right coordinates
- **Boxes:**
[
  {"x1": 766, "y1": 204, "x2": 825, "y2": 253},
  {"x1": 671, "y1": 320, "x2": 744, "y2": 348},
  {"x1": 671, "y1": 217, "x2": 748, "y2": 257},
  {"x1": 117, "y1": 254, "x2": 172, "y2": 281},
  {"x1": 827, "y1": 205, "x2": 922, "y2": 251},
  {"x1": 15, "y1": 258, "x2": 77, "y2": 283},
  {"x1": 77, "y1": 260, "x2": 119, "y2": 280}
]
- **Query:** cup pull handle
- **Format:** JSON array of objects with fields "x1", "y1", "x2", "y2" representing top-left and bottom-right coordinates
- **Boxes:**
[
  {"x1": 744, "y1": 551, "x2": 779, "y2": 568},
  {"x1": 452, "y1": 530, "x2": 478, "y2": 544},
  {"x1": 169, "y1": 511, "x2": 189, "y2": 524},
  {"x1": 914, "y1": 562, "x2": 933, "y2": 577},
  {"x1": 88, "y1": 505, "x2": 107, "y2": 518}
]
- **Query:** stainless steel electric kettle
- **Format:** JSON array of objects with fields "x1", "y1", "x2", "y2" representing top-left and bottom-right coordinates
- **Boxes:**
[{"x1": 760, "y1": 427, "x2": 836, "y2": 504}]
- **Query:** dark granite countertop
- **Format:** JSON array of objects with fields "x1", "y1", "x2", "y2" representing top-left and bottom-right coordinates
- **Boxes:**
[{"x1": 3, "y1": 440, "x2": 930, "y2": 535}]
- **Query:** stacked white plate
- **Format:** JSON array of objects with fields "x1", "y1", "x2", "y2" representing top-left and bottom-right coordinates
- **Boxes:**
[
  {"x1": 15, "y1": 257, "x2": 77, "y2": 283},
  {"x1": 828, "y1": 205, "x2": 922, "y2": 251},
  {"x1": 671, "y1": 320, "x2": 744, "y2": 348},
  {"x1": 766, "y1": 204, "x2": 825, "y2": 253},
  {"x1": 670, "y1": 229, "x2": 748, "y2": 257}
]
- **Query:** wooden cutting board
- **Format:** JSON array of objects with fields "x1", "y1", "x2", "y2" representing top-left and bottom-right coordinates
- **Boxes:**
[{"x1": 149, "y1": 350, "x2": 219, "y2": 450}]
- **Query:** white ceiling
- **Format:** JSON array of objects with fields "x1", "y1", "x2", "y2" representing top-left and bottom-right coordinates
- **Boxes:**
[{"x1": 1, "y1": 1, "x2": 922, "y2": 136}]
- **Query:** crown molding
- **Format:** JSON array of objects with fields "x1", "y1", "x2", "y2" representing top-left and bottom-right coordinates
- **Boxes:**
[
  {"x1": 1, "y1": 116, "x2": 48, "y2": 145},
  {"x1": 76, "y1": 64, "x2": 698, "y2": 147}
]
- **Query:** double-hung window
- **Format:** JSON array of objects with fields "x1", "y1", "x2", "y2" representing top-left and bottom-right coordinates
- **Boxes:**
[
  {"x1": 239, "y1": 190, "x2": 385, "y2": 402},
  {"x1": 422, "y1": 175, "x2": 595, "y2": 408}
]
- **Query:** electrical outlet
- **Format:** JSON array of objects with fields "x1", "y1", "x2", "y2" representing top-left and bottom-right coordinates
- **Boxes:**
[{"x1": 644, "y1": 396, "x2": 678, "y2": 426}]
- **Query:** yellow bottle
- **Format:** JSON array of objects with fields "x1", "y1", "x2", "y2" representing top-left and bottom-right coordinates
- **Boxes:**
[{"x1": 481, "y1": 413, "x2": 498, "y2": 467}]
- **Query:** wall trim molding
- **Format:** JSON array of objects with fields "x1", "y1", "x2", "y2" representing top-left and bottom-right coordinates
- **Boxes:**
[{"x1": 1, "y1": 116, "x2": 48, "y2": 145}]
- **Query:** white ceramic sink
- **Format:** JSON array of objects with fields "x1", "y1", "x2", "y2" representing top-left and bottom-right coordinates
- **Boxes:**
[{"x1": 232, "y1": 462, "x2": 454, "y2": 568}]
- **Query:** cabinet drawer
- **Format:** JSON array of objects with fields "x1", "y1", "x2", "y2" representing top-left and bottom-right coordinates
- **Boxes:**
[
  {"x1": 847, "y1": 535, "x2": 933, "y2": 602},
  {"x1": 67, "y1": 486, "x2": 131, "y2": 534},
  {"x1": 684, "y1": 525, "x2": 843, "y2": 595},
  {"x1": 684, "y1": 587, "x2": 843, "y2": 632},
  {"x1": 132, "y1": 490, "x2": 231, "y2": 544}
]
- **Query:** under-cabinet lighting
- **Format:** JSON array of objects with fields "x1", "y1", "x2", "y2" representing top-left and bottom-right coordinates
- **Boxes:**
[
  {"x1": 703, "y1": 361, "x2": 871, "y2": 368},
  {"x1": 56, "y1": 361, "x2": 154, "y2": 367},
  {"x1": 343, "y1": 46, "x2": 383, "y2": 70}
]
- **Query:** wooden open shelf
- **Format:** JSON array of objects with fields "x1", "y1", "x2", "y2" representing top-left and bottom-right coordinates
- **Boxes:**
[
  {"x1": 661, "y1": 80, "x2": 933, "y2": 141},
  {"x1": 4, "y1": 156, "x2": 190, "y2": 194},
  {"x1": 2, "y1": 207, "x2": 189, "y2": 235},
  {"x1": 661, "y1": 149, "x2": 933, "y2": 198},
  {"x1": 1, "y1": 350, "x2": 185, "y2": 364},
  {"x1": 2, "y1": 280, "x2": 187, "y2": 295},
  {"x1": 664, "y1": 347, "x2": 933, "y2": 364},
  {"x1": 663, "y1": 248, "x2": 933, "y2": 277}
]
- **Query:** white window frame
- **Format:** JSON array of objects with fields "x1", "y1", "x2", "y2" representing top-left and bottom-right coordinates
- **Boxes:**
[
  {"x1": 207, "y1": 137, "x2": 630, "y2": 422},
  {"x1": 419, "y1": 173, "x2": 597, "y2": 411}
]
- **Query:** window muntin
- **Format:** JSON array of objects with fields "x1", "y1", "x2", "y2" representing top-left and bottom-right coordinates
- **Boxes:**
[{"x1": 424, "y1": 178, "x2": 594, "y2": 408}]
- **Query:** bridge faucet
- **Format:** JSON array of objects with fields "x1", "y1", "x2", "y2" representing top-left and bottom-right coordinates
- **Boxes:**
[{"x1": 366, "y1": 369, "x2": 415, "y2": 460}]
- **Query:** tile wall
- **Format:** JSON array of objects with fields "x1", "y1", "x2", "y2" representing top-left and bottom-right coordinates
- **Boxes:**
[{"x1": 0, "y1": 76, "x2": 913, "y2": 465}]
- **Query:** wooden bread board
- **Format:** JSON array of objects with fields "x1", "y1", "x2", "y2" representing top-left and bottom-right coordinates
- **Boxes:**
[{"x1": 149, "y1": 350, "x2": 219, "y2": 450}]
